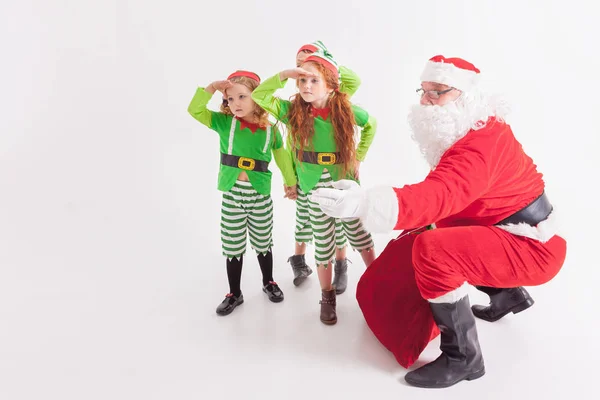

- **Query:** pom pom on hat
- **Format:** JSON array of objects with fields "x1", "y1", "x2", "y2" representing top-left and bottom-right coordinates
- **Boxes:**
[{"x1": 420, "y1": 55, "x2": 481, "y2": 91}]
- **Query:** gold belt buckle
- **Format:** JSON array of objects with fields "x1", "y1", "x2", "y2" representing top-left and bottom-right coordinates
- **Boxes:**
[
  {"x1": 317, "y1": 152, "x2": 336, "y2": 165},
  {"x1": 238, "y1": 157, "x2": 255, "y2": 171}
]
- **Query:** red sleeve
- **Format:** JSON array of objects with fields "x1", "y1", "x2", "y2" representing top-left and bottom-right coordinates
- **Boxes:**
[{"x1": 392, "y1": 138, "x2": 492, "y2": 230}]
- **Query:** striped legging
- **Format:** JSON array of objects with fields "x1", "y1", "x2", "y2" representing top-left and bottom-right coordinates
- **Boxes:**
[
  {"x1": 220, "y1": 180, "x2": 273, "y2": 259},
  {"x1": 295, "y1": 170, "x2": 374, "y2": 265}
]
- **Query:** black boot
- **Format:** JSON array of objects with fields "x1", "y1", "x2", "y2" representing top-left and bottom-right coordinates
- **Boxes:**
[
  {"x1": 332, "y1": 258, "x2": 349, "y2": 294},
  {"x1": 288, "y1": 254, "x2": 313, "y2": 286},
  {"x1": 472, "y1": 287, "x2": 534, "y2": 322},
  {"x1": 405, "y1": 296, "x2": 485, "y2": 388}
]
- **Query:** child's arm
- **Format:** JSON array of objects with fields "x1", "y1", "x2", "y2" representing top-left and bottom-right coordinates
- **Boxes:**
[
  {"x1": 282, "y1": 130, "x2": 300, "y2": 199},
  {"x1": 251, "y1": 68, "x2": 315, "y2": 122},
  {"x1": 353, "y1": 105, "x2": 377, "y2": 162},
  {"x1": 339, "y1": 65, "x2": 361, "y2": 98},
  {"x1": 272, "y1": 127, "x2": 297, "y2": 187},
  {"x1": 273, "y1": 148, "x2": 297, "y2": 187},
  {"x1": 285, "y1": 132, "x2": 297, "y2": 174},
  {"x1": 251, "y1": 74, "x2": 289, "y2": 122},
  {"x1": 187, "y1": 81, "x2": 232, "y2": 129}
]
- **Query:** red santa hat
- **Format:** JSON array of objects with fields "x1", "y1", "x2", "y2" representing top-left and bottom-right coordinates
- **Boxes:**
[
  {"x1": 227, "y1": 70, "x2": 260, "y2": 83},
  {"x1": 420, "y1": 55, "x2": 481, "y2": 91}
]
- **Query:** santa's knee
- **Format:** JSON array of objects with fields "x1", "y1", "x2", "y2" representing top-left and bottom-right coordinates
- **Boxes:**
[
  {"x1": 412, "y1": 230, "x2": 462, "y2": 300},
  {"x1": 412, "y1": 230, "x2": 445, "y2": 275}
]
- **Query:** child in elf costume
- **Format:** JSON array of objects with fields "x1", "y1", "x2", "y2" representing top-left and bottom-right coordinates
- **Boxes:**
[
  {"x1": 252, "y1": 49, "x2": 377, "y2": 324},
  {"x1": 285, "y1": 40, "x2": 365, "y2": 296},
  {"x1": 187, "y1": 70, "x2": 296, "y2": 316}
]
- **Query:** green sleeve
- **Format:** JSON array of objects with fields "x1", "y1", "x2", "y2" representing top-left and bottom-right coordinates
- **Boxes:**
[
  {"x1": 285, "y1": 131, "x2": 298, "y2": 174},
  {"x1": 187, "y1": 87, "x2": 229, "y2": 131},
  {"x1": 352, "y1": 105, "x2": 377, "y2": 162},
  {"x1": 273, "y1": 147, "x2": 297, "y2": 187},
  {"x1": 271, "y1": 124, "x2": 284, "y2": 150},
  {"x1": 271, "y1": 125, "x2": 296, "y2": 186},
  {"x1": 339, "y1": 65, "x2": 361, "y2": 98},
  {"x1": 251, "y1": 74, "x2": 291, "y2": 122}
]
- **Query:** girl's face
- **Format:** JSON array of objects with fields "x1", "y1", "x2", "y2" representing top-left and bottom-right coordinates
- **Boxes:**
[
  {"x1": 224, "y1": 83, "x2": 256, "y2": 120},
  {"x1": 297, "y1": 63, "x2": 333, "y2": 107}
]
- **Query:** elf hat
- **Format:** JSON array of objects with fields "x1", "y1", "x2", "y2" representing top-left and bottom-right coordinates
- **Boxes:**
[
  {"x1": 297, "y1": 40, "x2": 328, "y2": 55},
  {"x1": 227, "y1": 70, "x2": 260, "y2": 83},
  {"x1": 420, "y1": 55, "x2": 481, "y2": 91},
  {"x1": 304, "y1": 48, "x2": 339, "y2": 78}
]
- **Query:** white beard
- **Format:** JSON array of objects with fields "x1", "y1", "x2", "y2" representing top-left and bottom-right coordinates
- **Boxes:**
[{"x1": 408, "y1": 91, "x2": 509, "y2": 168}]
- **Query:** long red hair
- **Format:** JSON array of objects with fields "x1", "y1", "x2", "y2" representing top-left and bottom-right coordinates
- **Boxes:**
[{"x1": 287, "y1": 62, "x2": 356, "y2": 176}]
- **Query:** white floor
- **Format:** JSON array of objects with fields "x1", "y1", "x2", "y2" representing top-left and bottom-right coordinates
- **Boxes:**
[{"x1": 0, "y1": 190, "x2": 595, "y2": 399}]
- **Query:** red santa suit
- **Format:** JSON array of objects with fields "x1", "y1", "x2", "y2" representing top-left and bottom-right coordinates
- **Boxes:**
[
  {"x1": 355, "y1": 116, "x2": 566, "y2": 368},
  {"x1": 310, "y1": 55, "x2": 567, "y2": 381}
]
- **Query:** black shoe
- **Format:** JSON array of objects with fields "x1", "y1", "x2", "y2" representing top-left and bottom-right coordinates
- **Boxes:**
[
  {"x1": 216, "y1": 293, "x2": 244, "y2": 316},
  {"x1": 405, "y1": 296, "x2": 485, "y2": 388},
  {"x1": 288, "y1": 254, "x2": 313, "y2": 287},
  {"x1": 472, "y1": 287, "x2": 534, "y2": 322},
  {"x1": 332, "y1": 258, "x2": 349, "y2": 294},
  {"x1": 263, "y1": 281, "x2": 284, "y2": 303}
]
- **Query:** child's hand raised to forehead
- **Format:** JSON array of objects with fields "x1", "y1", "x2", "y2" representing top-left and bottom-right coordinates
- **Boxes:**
[
  {"x1": 211, "y1": 80, "x2": 234, "y2": 93},
  {"x1": 280, "y1": 68, "x2": 317, "y2": 81}
]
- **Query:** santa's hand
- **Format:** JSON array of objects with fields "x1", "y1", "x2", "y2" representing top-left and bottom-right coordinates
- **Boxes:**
[
  {"x1": 330, "y1": 179, "x2": 360, "y2": 191},
  {"x1": 310, "y1": 179, "x2": 366, "y2": 219},
  {"x1": 312, "y1": 183, "x2": 401, "y2": 234}
]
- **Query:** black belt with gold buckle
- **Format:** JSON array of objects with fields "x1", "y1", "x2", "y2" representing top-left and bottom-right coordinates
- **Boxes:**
[
  {"x1": 220, "y1": 153, "x2": 269, "y2": 172},
  {"x1": 496, "y1": 191, "x2": 553, "y2": 226},
  {"x1": 297, "y1": 150, "x2": 341, "y2": 166}
]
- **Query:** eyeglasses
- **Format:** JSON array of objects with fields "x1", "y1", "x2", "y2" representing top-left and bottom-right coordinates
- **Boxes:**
[{"x1": 416, "y1": 87, "x2": 455, "y2": 99}]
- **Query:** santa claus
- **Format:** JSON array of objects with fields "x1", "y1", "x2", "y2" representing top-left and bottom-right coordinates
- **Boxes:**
[{"x1": 310, "y1": 55, "x2": 567, "y2": 388}]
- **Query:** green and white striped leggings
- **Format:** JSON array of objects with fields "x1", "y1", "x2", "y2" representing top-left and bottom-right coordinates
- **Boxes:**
[
  {"x1": 220, "y1": 180, "x2": 273, "y2": 260},
  {"x1": 295, "y1": 170, "x2": 374, "y2": 265}
]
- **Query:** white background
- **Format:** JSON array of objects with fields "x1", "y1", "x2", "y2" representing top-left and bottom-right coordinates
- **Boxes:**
[{"x1": 1, "y1": 0, "x2": 598, "y2": 398}]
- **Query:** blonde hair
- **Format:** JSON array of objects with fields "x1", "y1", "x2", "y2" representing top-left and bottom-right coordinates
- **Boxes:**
[{"x1": 220, "y1": 76, "x2": 269, "y2": 127}]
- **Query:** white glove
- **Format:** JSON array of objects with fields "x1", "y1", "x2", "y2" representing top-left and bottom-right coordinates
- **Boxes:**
[
  {"x1": 311, "y1": 180, "x2": 400, "y2": 233},
  {"x1": 310, "y1": 179, "x2": 367, "y2": 219}
]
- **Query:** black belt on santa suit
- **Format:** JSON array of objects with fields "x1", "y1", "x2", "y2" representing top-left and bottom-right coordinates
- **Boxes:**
[{"x1": 495, "y1": 191, "x2": 553, "y2": 227}]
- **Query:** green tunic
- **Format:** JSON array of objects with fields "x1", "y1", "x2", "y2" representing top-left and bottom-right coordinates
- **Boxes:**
[
  {"x1": 187, "y1": 87, "x2": 296, "y2": 195},
  {"x1": 251, "y1": 74, "x2": 377, "y2": 194}
]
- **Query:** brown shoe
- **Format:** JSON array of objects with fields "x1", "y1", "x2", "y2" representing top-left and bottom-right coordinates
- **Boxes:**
[{"x1": 319, "y1": 288, "x2": 337, "y2": 325}]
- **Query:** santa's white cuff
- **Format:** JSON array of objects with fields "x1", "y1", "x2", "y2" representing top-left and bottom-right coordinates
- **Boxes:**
[
  {"x1": 428, "y1": 282, "x2": 470, "y2": 304},
  {"x1": 362, "y1": 186, "x2": 399, "y2": 233}
]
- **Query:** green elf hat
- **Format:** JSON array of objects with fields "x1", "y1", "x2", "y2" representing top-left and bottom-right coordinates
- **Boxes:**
[
  {"x1": 297, "y1": 40, "x2": 328, "y2": 55},
  {"x1": 304, "y1": 48, "x2": 339, "y2": 78}
]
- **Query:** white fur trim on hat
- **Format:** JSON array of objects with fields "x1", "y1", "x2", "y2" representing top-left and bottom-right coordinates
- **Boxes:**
[{"x1": 420, "y1": 59, "x2": 480, "y2": 92}]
